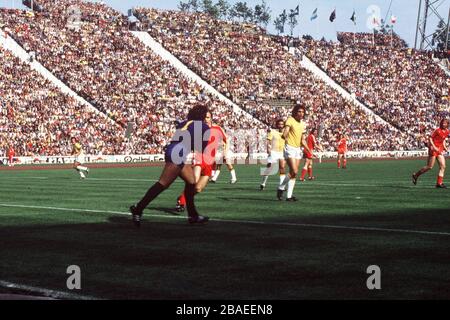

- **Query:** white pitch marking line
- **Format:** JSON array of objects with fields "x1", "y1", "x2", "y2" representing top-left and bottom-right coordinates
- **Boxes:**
[
  {"x1": 0, "y1": 280, "x2": 99, "y2": 300},
  {"x1": 0, "y1": 176, "x2": 434, "y2": 188},
  {"x1": 0, "y1": 203, "x2": 449, "y2": 237}
]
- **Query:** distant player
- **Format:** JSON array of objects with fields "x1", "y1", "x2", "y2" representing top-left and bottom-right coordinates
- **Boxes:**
[
  {"x1": 209, "y1": 123, "x2": 237, "y2": 184},
  {"x1": 260, "y1": 119, "x2": 286, "y2": 190},
  {"x1": 7, "y1": 146, "x2": 15, "y2": 167},
  {"x1": 337, "y1": 134, "x2": 348, "y2": 169},
  {"x1": 176, "y1": 111, "x2": 214, "y2": 212},
  {"x1": 277, "y1": 104, "x2": 312, "y2": 201},
  {"x1": 412, "y1": 119, "x2": 449, "y2": 188},
  {"x1": 300, "y1": 128, "x2": 323, "y2": 181},
  {"x1": 72, "y1": 137, "x2": 89, "y2": 179}
]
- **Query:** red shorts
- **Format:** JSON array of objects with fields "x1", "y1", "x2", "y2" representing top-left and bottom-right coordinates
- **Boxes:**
[
  {"x1": 194, "y1": 162, "x2": 213, "y2": 177},
  {"x1": 303, "y1": 152, "x2": 313, "y2": 160},
  {"x1": 338, "y1": 149, "x2": 346, "y2": 155},
  {"x1": 429, "y1": 147, "x2": 444, "y2": 157}
]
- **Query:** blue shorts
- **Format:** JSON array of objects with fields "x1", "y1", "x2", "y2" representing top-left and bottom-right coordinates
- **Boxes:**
[{"x1": 164, "y1": 144, "x2": 187, "y2": 167}]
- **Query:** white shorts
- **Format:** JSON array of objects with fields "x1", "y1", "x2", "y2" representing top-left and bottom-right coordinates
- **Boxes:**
[
  {"x1": 268, "y1": 151, "x2": 284, "y2": 163},
  {"x1": 74, "y1": 153, "x2": 85, "y2": 164},
  {"x1": 215, "y1": 151, "x2": 233, "y2": 164},
  {"x1": 284, "y1": 144, "x2": 302, "y2": 160}
]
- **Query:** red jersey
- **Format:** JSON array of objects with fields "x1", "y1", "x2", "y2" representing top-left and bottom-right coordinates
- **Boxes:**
[
  {"x1": 303, "y1": 134, "x2": 317, "y2": 159},
  {"x1": 196, "y1": 125, "x2": 227, "y2": 166},
  {"x1": 307, "y1": 134, "x2": 316, "y2": 151},
  {"x1": 338, "y1": 138, "x2": 347, "y2": 153},
  {"x1": 8, "y1": 148, "x2": 15, "y2": 157},
  {"x1": 208, "y1": 125, "x2": 227, "y2": 157},
  {"x1": 431, "y1": 128, "x2": 450, "y2": 150}
]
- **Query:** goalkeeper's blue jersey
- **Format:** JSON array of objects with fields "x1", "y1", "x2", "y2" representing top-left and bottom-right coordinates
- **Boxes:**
[{"x1": 165, "y1": 120, "x2": 210, "y2": 165}]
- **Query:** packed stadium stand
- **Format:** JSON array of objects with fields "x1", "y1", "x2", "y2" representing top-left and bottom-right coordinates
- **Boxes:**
[
  {"x1": 336, "y1": 31, "x2": 408, "y2": 49},
  {"x1": 0, "y1": 1, "x2": 448, "y2": 156},
  {"x1": 0, "y1": 1, "x2": 261, "y2": 156},
  {"x1": 300, "y1": 36, "x2": 449, "y2": 139},
  {"x1": 0, "y1": 45, "x2": 126, "y2": 156}
]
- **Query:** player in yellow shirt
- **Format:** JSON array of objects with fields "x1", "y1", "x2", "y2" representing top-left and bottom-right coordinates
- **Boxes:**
[
  {"x1": 277, "y1": 104, "x2": 312, "y2": 201},
  {"x1": 260, "y1": 119, "x2": 286, "y2": 190},
  {"x1": 72, "y1": 137, "x2": 89, "y2": 179}
]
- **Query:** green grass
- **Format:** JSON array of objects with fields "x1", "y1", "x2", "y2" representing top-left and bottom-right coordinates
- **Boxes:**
[{"x1": 0, "y1": 159, "x2": 449, "y2": 300}]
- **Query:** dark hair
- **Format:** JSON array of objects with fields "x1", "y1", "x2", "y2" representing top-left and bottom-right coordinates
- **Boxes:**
[
  {"x1": 187, "y1": 104, "x2": 209, "y2": 121},
  {"x1": 310, "y1": 127, "x2": 318, "y2": 135},
  {"x1": 440, "y1": 118, "x2": 448, "y2": 129},
  {"x1": 276, "y1": 118, "x2": 285, "y2": 125},
  {"x1": 291, "y1": 103, "x2": 306, "y2": 117}
]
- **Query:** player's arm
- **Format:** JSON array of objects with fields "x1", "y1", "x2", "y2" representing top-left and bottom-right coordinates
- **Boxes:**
[
  {"x1": 301, "y1": 134, "x2": 312, "y2": 155},
  {"x1": 221, "y1": 128, "x2": 228, "y2": 154},
  {"x1": 312, "y1": 135, "x2": 323, "y2": 152},
  {"x1": 282, "y1": 125, "x2": 290, "y2": 140},
  {"x1": 266, "y1": 138, "x2": 272, "y2": 154},
  {"x1": 428, "y1": 136, "x2": 438, "y2": 151}
]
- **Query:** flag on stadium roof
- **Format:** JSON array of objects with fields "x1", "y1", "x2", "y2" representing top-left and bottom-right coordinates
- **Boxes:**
[
  {"x1": 391, "y1": 15, "x2": 397, "y2": 24},
  {"x1": 350, "y1": 10, "x2": 356, "y2": 25},
  {"x1": 329, "y1": 9, "x2": 336, "y2": 22},
  {"x1": 311, "y1": 8, "x2": 318, "y2": 21}
]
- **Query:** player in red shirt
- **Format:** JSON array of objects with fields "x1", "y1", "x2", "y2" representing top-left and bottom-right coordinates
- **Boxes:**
[
  {"x1": 7, "y1": 146, "x2": 15, "y2": 167},
  {"x1": 176, "y1": 111, "x2": 216, "y2": 212},
  {"x1": 412, "y1": 119, "x2": 450, "y2": 188},
  {"x1": 300, "y1": 128, "x2": 323, "y2": 181},
  {"x1": 337, "y1": 134, "x2": 348, "y2": 169},
  {"x1": 209, "y1": 124, "x2": 237, "y2": 184}
]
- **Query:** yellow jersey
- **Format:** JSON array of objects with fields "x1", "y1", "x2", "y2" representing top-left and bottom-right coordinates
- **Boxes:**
[
  {"x1": 73, "y1": 143, "x2": 82, "y2": 155},
  {"x1": 267, "y1": 130, "x2": 285, "y2": 153},
  {"x1": 284, "y1": 116, "x2": 306, "y2": 148}
]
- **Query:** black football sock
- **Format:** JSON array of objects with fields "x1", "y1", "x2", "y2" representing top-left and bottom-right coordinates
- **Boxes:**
[
  {"x1": 136, "y1": 182, "x2": 166, "y2": 213},
  {"x1": 184, "y1": 183, "x2": 199, "y2": 219}
]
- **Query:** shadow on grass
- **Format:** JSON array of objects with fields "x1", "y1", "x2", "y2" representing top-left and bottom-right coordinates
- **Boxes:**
[{"x1": 0, "y1": 208, "x2": 449, "y2": 300}]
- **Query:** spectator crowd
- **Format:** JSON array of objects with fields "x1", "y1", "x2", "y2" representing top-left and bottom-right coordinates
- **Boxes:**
[
  {"x1": 301, "y1": 35, "x2": 449, "y2": 141},
  {"x1": 0, "y1": 0, "x2": 261, "y2": 156},
  {"x1": 1, "y1": 1, "x2": 448, "y2": 157},
  {"x1": 135, "y1": 8, "x2": 416, "y2": 151}
]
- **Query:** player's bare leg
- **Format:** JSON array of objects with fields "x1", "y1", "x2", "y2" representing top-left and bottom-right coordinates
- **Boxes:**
[
  {"x1": 210, "y1": 164, "x2": 221, "y2": 183},
  {"x1": 279, "y1": 158, "x2": 299, "y2": 201},
  {"x1": 300, "y1": 159, "x2": 313, "y2": 181},
  {"x1": 196, "y1": 176, "x2": 210, "y2": 193},
  {"x1": 174, "y1": 165, "x2": 208, "y2": 224},
  {"x1": 307, "y1": 160, "x2": 314, "y2": 180},
  {"x1": 226, "y1": 161, "x2": 237, "y2": 184},
  {"x1": 74, "y1": 160, "x2": 89, "y2": 179},
  {"x1": 279, "y1": 159, "x2": 286, "y2": 190},
  {"x1": 74, "y1": 161, "x2": 85, "y2": 179},
  {"x1": 131, "y1": 163, "x2": 181, "y2": 226},
  {"x1": 177, "y1": 165, "x2": 202, "y2": 211},
  {"x1": 177, "y1": 166, "x2": 211, "y2": 211},
  {"x1": 260, "y1": 162, "x2": 272, "y2": 190},
  {"x1": 436, "y1": 155, "x2": 447, "y2": 188},
  {"x1": 338, "y1": 154, "x2": 347, "y2": 169},
  {"x1": 413, "y1": 156, "x2": 435, "y2": 185}
]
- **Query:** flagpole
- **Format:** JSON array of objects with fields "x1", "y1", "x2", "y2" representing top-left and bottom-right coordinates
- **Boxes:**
[
  {"x1": 373, "y1": 28, "x2": 375, "y2": 47},
  {"x1": 316, "y1": 12, "x2": 319, "y2": 40},
  {"x1": 391, "y1": 26, "x2": 393, "y2": 48}
]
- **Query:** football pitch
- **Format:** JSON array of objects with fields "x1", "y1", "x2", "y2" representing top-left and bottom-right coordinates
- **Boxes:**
[{"x1": 0, "y1": 159, "x2": 449, "y2": 300}]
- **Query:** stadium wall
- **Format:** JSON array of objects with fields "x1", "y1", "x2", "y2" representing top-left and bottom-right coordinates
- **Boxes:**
[{"x1": 1, "y1": 151, "x2": 430, "y2": 166}]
